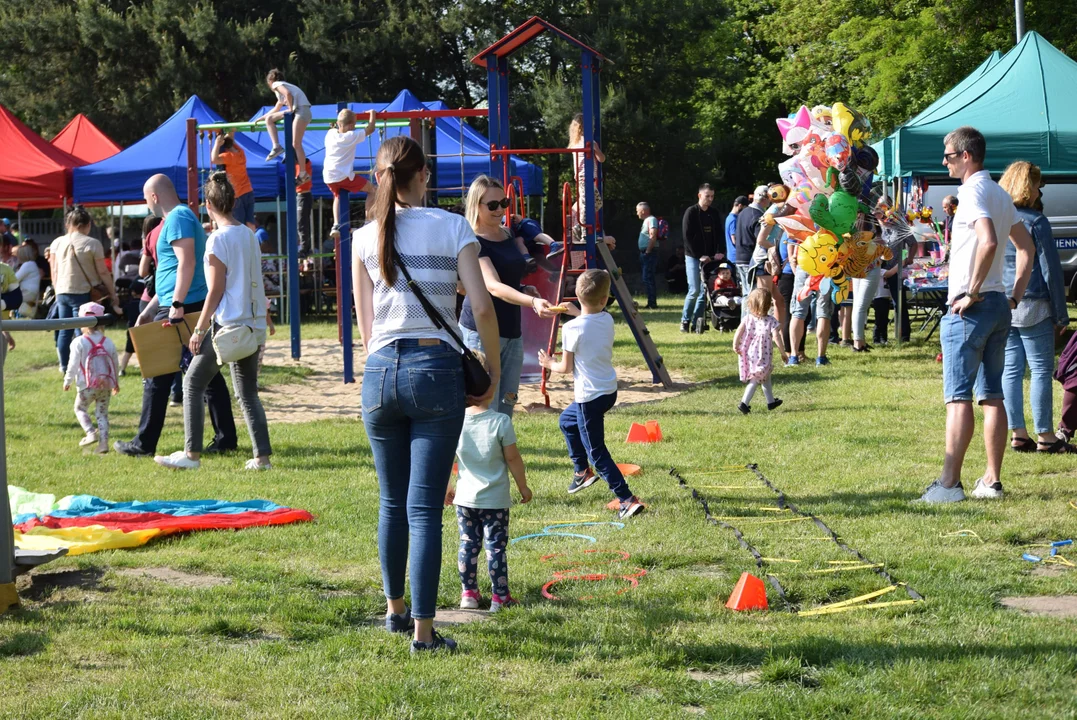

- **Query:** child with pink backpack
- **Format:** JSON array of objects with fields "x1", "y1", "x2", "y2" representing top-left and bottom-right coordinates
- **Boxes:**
[{"x1": 63, "y1": 302, "x2": 119, "y2": 453}]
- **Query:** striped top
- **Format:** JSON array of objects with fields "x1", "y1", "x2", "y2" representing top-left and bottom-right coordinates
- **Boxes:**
[{"x1": 354, "y1": 207, "x2": 477, "y2": 354}]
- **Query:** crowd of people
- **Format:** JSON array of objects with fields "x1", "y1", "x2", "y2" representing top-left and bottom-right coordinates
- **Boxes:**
[
  {"x1": 652, "y1": 125, "x2": 1075, "y2": 498},
  {"x1": 8, "y1": 75, "x2": 1075, "y2": 652}
]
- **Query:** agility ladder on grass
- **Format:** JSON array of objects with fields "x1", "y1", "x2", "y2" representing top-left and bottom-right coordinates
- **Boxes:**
[{"x1": 670, "y1": 465, "x2": 924, "y2": 613}]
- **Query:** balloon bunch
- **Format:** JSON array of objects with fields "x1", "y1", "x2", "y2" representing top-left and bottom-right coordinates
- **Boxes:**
[{"x1": 773, "y1": 103, "x2": 890, "y2": 303}]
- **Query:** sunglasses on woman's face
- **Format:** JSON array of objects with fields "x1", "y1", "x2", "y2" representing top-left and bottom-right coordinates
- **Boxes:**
[{"x1": 485, "y1": 198, "x2": 510, "y2": 211}]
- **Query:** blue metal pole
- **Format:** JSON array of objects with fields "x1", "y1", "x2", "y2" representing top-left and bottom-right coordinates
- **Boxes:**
[
  {"x1": 283, "y1": 113, "x2": 301, "y2": 360},
  {"x1": 498, "y1": 57, "x2": 511, "y2": 186},
  {"x1": 486, "y1": 56, "x2": 500, "y2": 177},
  {"x1": 337, "y1": 101, "x2": 355, "y2": 384},
  {"x1": 581, "y1": 50, "x2": 596, "y2": 269}
]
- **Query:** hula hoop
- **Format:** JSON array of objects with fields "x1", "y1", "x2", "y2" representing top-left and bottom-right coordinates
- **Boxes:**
[
  {"x1": 541, "y1": 549, "x2": 631, "y2": 564},
  {"x1": 510, "y1": 532, "x2": 597, "y2": 545},
  {"x1": 542, "y1": 522, "x2": 625, "y2": 532},
  {"x1": 541, "y1": 574, "x2": 640, "y2": 601},
  {"x1": 554, "y1": 567, "x2": 647, "y2": 580}
]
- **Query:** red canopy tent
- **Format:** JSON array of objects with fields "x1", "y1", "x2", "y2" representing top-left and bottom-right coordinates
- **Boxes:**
[
  {"x1": 50, "y1": 114, "x2": 122, "y2": 165},
  {"x1": 0, "y1": 104, "x2": 78, "y2": 210}
]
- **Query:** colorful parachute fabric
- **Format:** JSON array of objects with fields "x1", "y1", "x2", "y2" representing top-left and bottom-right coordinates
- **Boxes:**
[{"x1": 9, "y1": 487, "x2": 314, "y2": 556}]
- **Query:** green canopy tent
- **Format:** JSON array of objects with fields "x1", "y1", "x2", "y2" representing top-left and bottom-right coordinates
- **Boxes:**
[{"x1": 875, "y1": 32, "x2": 1077, "y2": 179}]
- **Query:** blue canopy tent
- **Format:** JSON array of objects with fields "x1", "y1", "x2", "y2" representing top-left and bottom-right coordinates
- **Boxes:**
[
  {"x1": 74, "y1": 96, "x2": 283, "y2": 203},
  {"x1": 243, "y1": 89, "x2": 543, "y2": 198}
]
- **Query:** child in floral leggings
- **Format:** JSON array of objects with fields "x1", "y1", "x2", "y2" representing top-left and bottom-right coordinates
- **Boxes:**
[{"x1": 445, "y1": 351, "x2": 532, "y2": 612}]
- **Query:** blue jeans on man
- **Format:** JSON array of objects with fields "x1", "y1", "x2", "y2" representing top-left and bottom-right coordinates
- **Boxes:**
[
  {"x1": 681, "y1": 256, "x2": 707, "y2": 325},
  {"x1": 127, "y1": 301, "x2": 236, "y2": 453},
  {"x1": 362, "y1": 339, "x2": 465, "y2": 620},
  {"x1": 640, "y1": 250, "x2": 658, "y2": 307},
  {"x1": 56, "y1": 292, "x2": 91, "y2": 372},
  {"x1": 942, "y1": 292, "x2": 1010, "y2": 403},
  {"x1": 558, "y1": 391, "x2": 633, "y2": 502}
]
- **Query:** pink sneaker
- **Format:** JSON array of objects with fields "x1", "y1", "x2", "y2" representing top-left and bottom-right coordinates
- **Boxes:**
[
  {"x1": 490, "y1": 593, "x2": 519, "y2": 613},
  {"x1": 460, "y1": 589, "x2": 481, "y2": 609}
]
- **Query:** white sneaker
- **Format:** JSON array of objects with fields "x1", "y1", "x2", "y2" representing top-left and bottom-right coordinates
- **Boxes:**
[
  {"x1": 265, "y1": 145, "x2": 284, "y2": 162},
  {"x1": 915, "y1": 480, "x2": 965, "y2": 504},
  {"x1": 970, "y1": 477, "x2": 1004, "y2": 500},
  {"x1": 244, "y1": 459, "x2": 272, "y2": 471},
  {"x1": 79, "y1": 431, "x2": 98, "y2": 447},
  {"x1": 154, "y1": 450, "x2": 201, "y2": 470}
]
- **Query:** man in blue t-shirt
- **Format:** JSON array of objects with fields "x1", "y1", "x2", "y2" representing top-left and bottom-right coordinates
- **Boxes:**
[
  {"x1": 113, "y1": 174, "x2": 235, "y2": 457},
  {"x1": 724, "y1": 195, "x2": 747, "y2": 265}
]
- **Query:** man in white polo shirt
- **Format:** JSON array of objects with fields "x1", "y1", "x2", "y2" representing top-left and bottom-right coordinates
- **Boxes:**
[{"x1": 918, "y1": 127, "x2": 1035, "y2": 503}]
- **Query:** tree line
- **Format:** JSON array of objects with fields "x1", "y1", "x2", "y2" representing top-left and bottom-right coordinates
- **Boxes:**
[{"x1": 1, "y1": 0, "x2": 1070, "y2": 247}]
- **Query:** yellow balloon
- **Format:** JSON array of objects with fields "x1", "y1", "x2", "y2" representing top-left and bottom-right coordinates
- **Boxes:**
[{"x1": 797, "y1": 230, "x2": 847, "y2": 278}]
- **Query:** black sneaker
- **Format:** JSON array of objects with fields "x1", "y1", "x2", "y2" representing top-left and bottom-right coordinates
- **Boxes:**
[
  {"x1": 169, "y1": 395, "x2": 183, "y2": 407},
  {"x1": 618, "y1": 496, "x2": 646, "y2": 519},
  {"x1": 385, "y1": 607, "x2": 414, "y2": 634},
  {"x1": 767, "y1": 398, "x2": 783, "y2": 410},
  {"x1": 738, "y1": 402, "x2": 750, "y2": 415},
  {"x1": 113, "y1": 440, "x2": 151, "y2": 457},
  {"x1": 567, "y1": 469, "x2": 599, "y2": 494},
  {"x1": 680, "y1": 321, "x2": 690, "y2": 333},
  {"x1": 411, "y1": 630, "x2": 457, "y2": 654},
  {"x1": 204, "y1": 440, "x2": 238, "y2": 455}
]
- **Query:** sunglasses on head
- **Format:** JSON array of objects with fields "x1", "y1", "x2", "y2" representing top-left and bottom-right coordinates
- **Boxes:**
[{"x1": 485, "y1": 198, "x2": 510, "y2": 211}]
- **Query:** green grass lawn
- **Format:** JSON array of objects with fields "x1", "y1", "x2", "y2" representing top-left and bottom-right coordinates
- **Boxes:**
[{"x1": 2, "y1": 304, "x2": 1076, "y2": 718}]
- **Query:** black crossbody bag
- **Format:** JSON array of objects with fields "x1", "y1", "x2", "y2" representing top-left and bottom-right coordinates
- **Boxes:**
[{"x1": 391, "y1": 251, "x2": 491, "y2": 398}]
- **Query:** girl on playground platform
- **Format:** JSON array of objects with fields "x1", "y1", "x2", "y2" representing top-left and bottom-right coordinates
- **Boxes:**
[
  {"x1": 734, "y1": 288, "x2": 784, "y2": 415},
  {"x1": 444, "y1": 350, "x2": 532, "y2": 612},
  {"x1": 260, "y1": 69, "x2": 312, "y2": 182},
  {"x1": 538, "y1": 269, "x2": 645, "y2": 520},
  {"x1": 323, "y1": 108, "x2": 377, "y2": 239},
  {"x1": 550, "y1": 114, "x2": 615, "y2": 258},
  {"x1": 63, "y1": 302, "x2": 119, "y2": 454}
]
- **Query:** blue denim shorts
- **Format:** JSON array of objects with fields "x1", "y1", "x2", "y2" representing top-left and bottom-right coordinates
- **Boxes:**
[
  {"x1": 790, "y1": 268, "x2": 834, "y2": 320},
  {"x1": 940, "y1": 291, "x2": 1011, "y2": 403}
]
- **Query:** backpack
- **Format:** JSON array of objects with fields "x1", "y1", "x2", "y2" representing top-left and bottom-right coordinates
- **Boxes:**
[
  {"x1": 655, "y1": 217, "x2": 670, "y2": 242},
  {"x1": 82, "y1": 335, "x2": 117, "y2": 391}
]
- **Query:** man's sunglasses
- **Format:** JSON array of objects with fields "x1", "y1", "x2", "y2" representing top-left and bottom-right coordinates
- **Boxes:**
[
  {"x1": 942, "y1": 151, "x2": 963, "y2": 162},
  {"x1": 485, "y1": 198, "x2": 511, "y2": 211}
]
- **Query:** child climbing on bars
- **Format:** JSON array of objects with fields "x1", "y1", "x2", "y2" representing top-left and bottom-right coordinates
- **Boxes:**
[
  {"x1": 323, "y1": 108, "x2": 377, "y2": 240},
  {"x1": 734, "y1": 288, "x2": 785, "y2": 415},
  {"x1": 260, "y1": 69, "x2": 312, "y2": 182},
  {"x1": 538, "y1": 269, "x2": 645, "y2": 520},
  {"x1": 444, "y1": 350, "x2": 532, "y2": 612},
  {"x1": 63, "y1": 302, "x2": 119, "y2": 454}
]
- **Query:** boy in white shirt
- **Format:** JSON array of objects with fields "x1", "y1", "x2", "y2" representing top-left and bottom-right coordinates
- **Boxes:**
[
  {"x1": 63, "y1": 302, "x2": 119, "y2": 454},
  {"x1": 323, "y1": 108, "x2": 377, "y2": 239},
  {"x1": 539, "y1": 269, "x2": 645, "y2": 519}
]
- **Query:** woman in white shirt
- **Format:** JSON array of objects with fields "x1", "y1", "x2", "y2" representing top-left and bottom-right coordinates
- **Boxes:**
[
  {"x1": 155, "y1": 172, "x2": 271, "y2": 472},
  {"x1": 354, "y1": 135, "x2": 499, "y2": 654}
]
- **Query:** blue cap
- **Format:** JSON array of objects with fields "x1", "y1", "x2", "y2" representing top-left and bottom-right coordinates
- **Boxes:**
[{"x1": 0, "y1": 218, "x2": 10, "y2": 226}]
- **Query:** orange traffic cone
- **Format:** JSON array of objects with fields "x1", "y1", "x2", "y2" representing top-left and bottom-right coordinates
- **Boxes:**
[
  {"x1": 645, "y1": 421, "x2": 663, "y2": 442},
  {"x1": 626, "y1": 423, "x2": 651, "y2": 443},
  {"x1": 725, "y1": 572, "x2": 768, "y2": 611}
]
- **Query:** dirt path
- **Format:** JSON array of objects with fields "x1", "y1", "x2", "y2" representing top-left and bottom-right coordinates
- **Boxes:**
[{"x1": 259, "y1": 338, "x2": 695, "y2": 424}]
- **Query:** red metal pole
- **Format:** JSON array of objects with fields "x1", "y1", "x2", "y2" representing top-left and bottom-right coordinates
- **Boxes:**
[{"x1": 185, "y1": 118, "x2": 198, "y2": 212}]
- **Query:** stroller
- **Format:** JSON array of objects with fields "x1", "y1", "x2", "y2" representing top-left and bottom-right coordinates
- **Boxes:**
[{"x1": 702, "y1": 260, "x2": 742, "y2": 332}]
